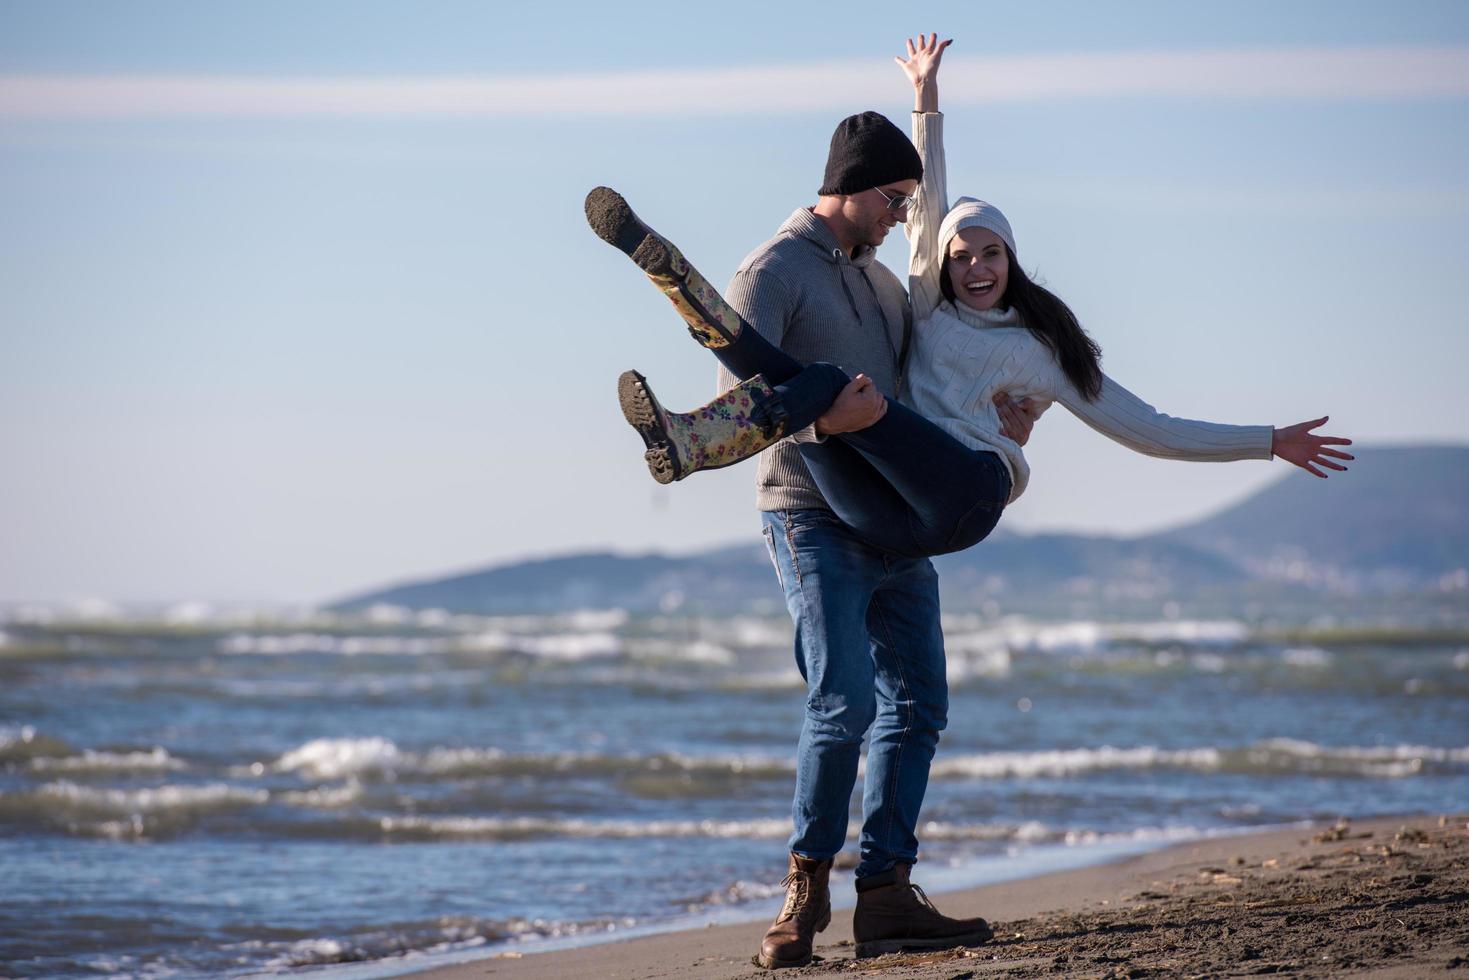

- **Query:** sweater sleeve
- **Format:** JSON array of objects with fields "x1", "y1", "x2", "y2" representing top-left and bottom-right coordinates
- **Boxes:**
[
  {"x1": 1055, "y1": 370, "x2": 1275, "y2": 462},
  {"x1": 906, "y1": 111, "x2": 948, "y2": 324}
]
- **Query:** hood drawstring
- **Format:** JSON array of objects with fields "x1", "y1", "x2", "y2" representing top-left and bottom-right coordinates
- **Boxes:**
[
  {"x1": 857, "y1": 266, "x2": 899, "y2": 382},
  {"x1": 832, "y1": 248, "x2": 863, "y2": 323},
  {"x1": 825, "y1": 242, "x2": 904, "y2": 391}
]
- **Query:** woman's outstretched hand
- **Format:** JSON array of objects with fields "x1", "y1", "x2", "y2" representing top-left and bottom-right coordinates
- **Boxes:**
[
  {"x1": 1271, "y1": 417, "x2": 1354, "y2": 478},
  {"x1": 896, "y1": 34, "x2": 952, "y2": 113}
]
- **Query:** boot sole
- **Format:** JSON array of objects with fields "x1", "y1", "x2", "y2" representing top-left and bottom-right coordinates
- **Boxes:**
[
  {"x1": 853, "y1": 925, "x2": 995, "y2": 959},
  {"x1": 754, "y1": 909, "x2": 831, "y2": 970},
  {"x1": 617, "y1": 370, "x2": 680, "y2": 485},
  {"x1": 584, "y1": 186, "x2": 679, "y2": 278}
]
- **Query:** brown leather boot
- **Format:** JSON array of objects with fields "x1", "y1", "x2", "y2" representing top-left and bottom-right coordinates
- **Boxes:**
[
  {"x1": 852, "y1": 863, "x2": 994, "y2": 958},
  {"x1": 756, "y1": 853, "x2": 833, "y2": 969}
]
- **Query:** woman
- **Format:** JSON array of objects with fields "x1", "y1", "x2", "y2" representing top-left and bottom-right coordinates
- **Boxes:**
[{"x1": 586, "y1": 35, "x2": 1351, "y2": 559}]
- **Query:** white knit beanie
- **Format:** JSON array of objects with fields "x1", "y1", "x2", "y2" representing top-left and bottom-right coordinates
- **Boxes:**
[{"x1": 936, "y1": 197, "x2": 1016, "y2": 258}]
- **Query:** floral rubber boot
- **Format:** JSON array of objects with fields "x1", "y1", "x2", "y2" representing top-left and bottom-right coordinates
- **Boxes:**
[
  {"x1": 617, "y1": 370, "x2": 788, "y2": 484},
  {"x1": 586, "y1": 186, "x2": 745, "y2": 350}
]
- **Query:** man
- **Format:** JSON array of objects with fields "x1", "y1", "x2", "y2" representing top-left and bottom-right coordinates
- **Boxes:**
[{"x1": 718, "y1": 111, "x2": 1034, "y2": 968}]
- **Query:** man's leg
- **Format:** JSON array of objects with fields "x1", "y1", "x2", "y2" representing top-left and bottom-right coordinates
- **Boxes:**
[
  {"x1": 851, "y1": 555, "x2": 994, "y2": 957},
  {"x1": 762, "y1": 509, "x2": 887, "y2": 859},
  {"x1": 756, "y1": 508, "x2": 886, "y2": 969},
  {"x1": 857, "y1": 554, "x2": 947, "y2": 878}
]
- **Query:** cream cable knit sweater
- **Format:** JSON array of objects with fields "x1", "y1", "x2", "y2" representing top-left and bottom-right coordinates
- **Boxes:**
[{"x1": 904, "y1": 112, "x2": 1275, "y2": 504}]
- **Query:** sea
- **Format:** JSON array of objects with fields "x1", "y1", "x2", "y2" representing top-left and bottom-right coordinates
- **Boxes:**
[{"x1": 2, "y1": 600, "x2": 1467, "y2": 978}]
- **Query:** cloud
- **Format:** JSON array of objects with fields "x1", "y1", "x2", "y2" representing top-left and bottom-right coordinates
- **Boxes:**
[{"x1": 2, "y1": 45, "x2": 1467, "y2": 119}]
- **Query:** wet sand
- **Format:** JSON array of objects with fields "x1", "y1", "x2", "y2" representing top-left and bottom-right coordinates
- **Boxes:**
[{"x1": 407, "y1": 814, "x2": 1467, "y2": 979}]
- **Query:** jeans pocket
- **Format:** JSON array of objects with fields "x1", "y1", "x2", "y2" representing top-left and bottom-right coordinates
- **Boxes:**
[
  {"x1": 761, "y1": 522, "x2": 786, "y2": 593},
  {"x1": 783, "y1": 508, "x2": 842, "y2": 537}
]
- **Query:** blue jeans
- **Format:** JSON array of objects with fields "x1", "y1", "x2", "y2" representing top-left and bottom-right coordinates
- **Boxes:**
[
  {"x1": 761, "y1": 508, "x2": 947, "y2": 880},
  {"x1": 720, "y1": 326, "x2": 1010, "y2": 559}
]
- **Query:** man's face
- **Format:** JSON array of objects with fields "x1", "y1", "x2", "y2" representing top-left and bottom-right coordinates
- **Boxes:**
[{"x1": 841, "y1": 179, "x2": 919, "y2": 249}]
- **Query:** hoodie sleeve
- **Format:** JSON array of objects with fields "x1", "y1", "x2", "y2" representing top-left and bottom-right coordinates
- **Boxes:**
[{"x1": 907, "y1": 111, "x2": 948, "y2": 324}]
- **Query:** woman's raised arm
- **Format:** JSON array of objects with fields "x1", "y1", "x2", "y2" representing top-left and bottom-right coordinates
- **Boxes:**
[{"x1": 896, "y1": 34, "x2": 952, "y2": 323}]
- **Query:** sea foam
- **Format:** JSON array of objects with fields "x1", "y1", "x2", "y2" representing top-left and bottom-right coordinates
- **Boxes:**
[{"x1": 29, "y1": 747, "x2": 186, "y2": 774}]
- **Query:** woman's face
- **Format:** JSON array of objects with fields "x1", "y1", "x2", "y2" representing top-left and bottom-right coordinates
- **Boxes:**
[{"x1": 946, "y1": 227, "x2": 1009, "y2": 312}]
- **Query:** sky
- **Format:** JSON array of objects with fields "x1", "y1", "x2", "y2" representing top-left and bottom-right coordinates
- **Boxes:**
[{"x1": 2, "y1": 0, "x2": 1467, "y2": 604}]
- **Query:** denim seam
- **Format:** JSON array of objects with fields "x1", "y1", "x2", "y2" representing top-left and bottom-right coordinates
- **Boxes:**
[
  {"x1": 782, "y1": 513, "x2": 805, "y2": 587},
  {"x1": 761, "y1": 523, "x2": 786, "y2": 594},
  {"x1": 867, "y1": 588, "x2": 913, "y2": 870}
]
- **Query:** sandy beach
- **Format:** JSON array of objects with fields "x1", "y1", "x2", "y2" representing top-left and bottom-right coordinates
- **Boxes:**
[{"x1": 405, "y1": 814, "x2": 1466, "y2": 979}]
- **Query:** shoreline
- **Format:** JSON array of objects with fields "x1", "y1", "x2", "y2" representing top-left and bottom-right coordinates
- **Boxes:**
[{"x1": 360, "y1": 813, "x2": 1465, "y2": 979}]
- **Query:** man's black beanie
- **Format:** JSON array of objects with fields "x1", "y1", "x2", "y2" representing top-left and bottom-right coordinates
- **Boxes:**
[{"x1": 818, "y1": 111, "x2": 923, "y2": 196}]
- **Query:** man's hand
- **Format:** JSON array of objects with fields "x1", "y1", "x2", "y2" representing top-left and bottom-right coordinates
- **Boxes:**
[
  {"x1": 994, "y1": 391, "x2": 1041, "y2": 446},
  {"x1": 1271, "y1": 416, "x2": 1354, "y2": 477},
  {"x1": 815, "y1": 374, "x2": 888, "y2": 436}
]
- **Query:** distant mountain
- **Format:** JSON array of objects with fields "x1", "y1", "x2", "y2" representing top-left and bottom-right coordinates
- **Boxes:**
[
  {"x1": 932, "y1": 530, "x2": 1249, "y2": 608},
  {"x1": 332, "y1": 544, "x2": 778, "y2": 616},
  {"x1": 1154, "y1": 445, "x2": 1469, "y2": 589},
  {"x1": 331, "y1": 445, "x2": 1468, "y2": 615}
]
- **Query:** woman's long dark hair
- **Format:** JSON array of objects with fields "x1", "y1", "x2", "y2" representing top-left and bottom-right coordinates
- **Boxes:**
[{"x1": 941, "y1": 247, "x2": 1104, "y2": 401}]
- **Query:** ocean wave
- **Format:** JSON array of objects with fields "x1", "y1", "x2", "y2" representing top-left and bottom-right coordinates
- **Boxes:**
[
  {"x1": 262, "y1": 735, "x2": 1468, "y2": 788},
  {"x1": 271, "y1": 736, "x2": 403, "y2": 779},
  {"x1": 0, "y1": 725, "x2": 73, "y2": 763},
  {"x1": 372, "y1": 815, "x2": 794, "y2": 842},
  {"x1": 932, "y1": 746, "x2": 1224, "y2": 779},
  {"x1": 264, "y1": 736, "x2": 796, "y2": 782},
  {"x1": 714, "y1": 669, "x2": 805, "y2": 691},
  {"x1": 0, "y1": 780, "x2": 271, "y2": 839},
  {"x1": 622, "y1": 637, "x2": 735, "y2": 666},
  {"x1": 218, "y1": 633, "x2": 456, "y2": 656},
  {"x1": 458, "y1": 630, "x2": 624, "y2": 661},
  {"x1": 222, "y1": 629, "x2": 629, "y2": 661},
  {"x1": 1231, "y1": 737, "x2": 1469, "y2": 777},
  {"x1": 29, "y1": 746, "x2": 186, "y2": 774},
  {"x1": 1280, "y1": 646, "x2": 1334, "y2": 667},
  {"x1": 944, "y1": 618, "x2": 1251, "y2": 656},
  {"x1": 366, "y1": 815, "x2": 1052, "y2": 844},
  {"x1": 29, "y1": 780, "x2": 268, "y2": 814},
  {"x1": 1056, "y1": 823, "x2": 1258, "y2": 847},
  {"x1": 256, "y1": 912, "x2": 633, "y2": 970},
  {"x1": 277, "y1": 780, "x2": 364, "y2": 808},
  {"x1": 932, "y1": 739, "x2": 1469, "y2": 781}
]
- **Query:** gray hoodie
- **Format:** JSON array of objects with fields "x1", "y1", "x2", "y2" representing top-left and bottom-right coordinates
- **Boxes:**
[{"x1": 718, "y1": 207, "x2": 911, "y2": 513}]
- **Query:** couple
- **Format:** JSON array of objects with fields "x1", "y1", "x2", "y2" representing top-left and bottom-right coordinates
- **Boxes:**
[{"x1": 587, "y1": 35, "x2": 1351, "y2": 968}]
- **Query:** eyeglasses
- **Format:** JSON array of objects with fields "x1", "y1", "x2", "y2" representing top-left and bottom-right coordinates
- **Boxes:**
[{"x1": 871, "y1": 186, "x2": 917, "y2": 212}]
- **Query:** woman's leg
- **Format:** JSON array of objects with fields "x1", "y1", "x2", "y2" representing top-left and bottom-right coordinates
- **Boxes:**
[
  {"x1": 618, "y1": 364, "x2": 850, "y2": 485},
  {"x1": 621, "y1": 363, "x2": 1008, "y2": 555},
  {"x1": 798, "y1": 401, "x2": 1012, "y2": 558},
  {"x1": 709, "y1": 317, "x2": 805, "y2": 384},
  {"x1": 587, "y1": 186, "x2": 806, "y2": 383}
]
